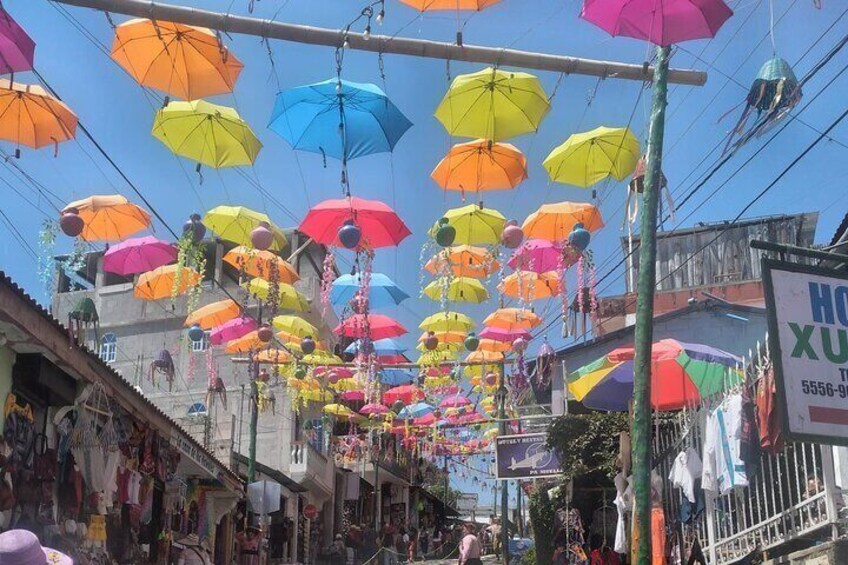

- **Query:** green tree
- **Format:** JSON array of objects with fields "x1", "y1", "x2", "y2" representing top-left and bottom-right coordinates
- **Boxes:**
[
  {"x1": 546, "y1": 412, "x2": 630, "y2": 483},
  {"x1": 528, "y1": 488, "x2": 558, "y2": 565},
  {"x1": 427, "y1": 483, "x2": 460, "y2": 508}
]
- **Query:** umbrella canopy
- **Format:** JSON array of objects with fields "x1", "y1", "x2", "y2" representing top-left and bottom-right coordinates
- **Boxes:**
[
  {"x1": 431, "y1": 140, "x2": 527, "y2": 194},
  {"x1": 522, "y1": 201, "x2": 604, "y2": 242},
  {"x1": 423, "y1": 277, "x2": 489, "y2": 304},
  {"x1": 335, "y1": 314, "x2": 407, "y2": 340},
  {"x1": 323, "y1": 404, "x2": 358, "y2": 418},
  {"x1": 439, "y1": 394, "x2": 470, "y2": 408},
  {"x1": 103, "y1": 236, "x2": 177, "y2": 276},
  {"x1": 425, "y1": 245, "x2": 499, "y2": 279},
  {"x1": 272, "y1": 315, "x2": 318, "y2": 339},
  {"x1": 399, "y1": 0, "x2": 502, "y2": 9},
  {"x1": 478, "y1": 339, "x2": 512, "y2": 353},
  {"x1": 384, "y1": 385, "x2": 425, "y2": 406},
  {"x1": 420, "y1": 311, "x2": 475, "y2": 333},
  {"x1": 269, "y1": 78, "x2": 412, "y2": 161},
  {"x1": 499, "y1": 271, "x2": 562, "y2": 300},
  {"x1": 419, "y1": 331, "x2": 467, "y2": 345},
  {"x1": 379, "y1": 369, "x2": 416, "y2": 386},
  {"x1": 360, "y1": 403, "x2": 389, "y2": 416},
  {"x1": 111, "y1": 18, "x2": 243, "y2": 99},
  {"x1": 185, "y1": 299, "x2": 240, "y2": 330},
  {"x1": 224, "y1": 330, "x2": 265, "y2": 353},
  {"x1": 435, "y1": 67, "x2": 550, "y2": 140},
  {"x1": 255, "y1": 348, "x2": 293, "y2": 364},
  {"x1": 223, "y1": 246, "x2": 298, "y2": 283},
  {"x1": 417, "y1": 350, "x2": 458, "y2": 365},
  {"x1": 508, "y1": 239, "x2": 564, "y2": 273},
  {"x1": 203, "y1": 206, "x2": 287, "y2": 251},
  {"x1": 483, "y1": 308, "x2": 541, "y2": 331},
  {"x1": 210, "y1": 316, "x2": 258, "y2": 345},
  {"x1": 0, "y1": 80, "x2": 77, "y2": 150},
  {"x1": 430, "y1": 204, "x2": 506, "y2": 246},
  {"x1": 466, "y1": 350, "x2": 505, "y2": 364},
  {"x1": 0, "y1": 6, "x2": 35, "y2": 74},
  {"x1": 153, "y1": 100, "x2": 261, "y2": 169},
  {"x1": 543, "y1": 126, "x2": 640, "y2": 188},
  {"x1": 397, "y1": 402, "x2": 435, "y2": 419},
  {"x1": 135, "y1": 265, "x2": 200, "y2": 300},
  {"x1": 63, "y1": 195, "x2": 151, "y2": 242},
  {"x1": 300, "y1": 196, "x2": 411, "y2": 250},
  {"x1": 242, "y1": 278, "x2": 310, "y2": 312},
  {"x1": 331, "y1": 272, "x2": 409, "y2": 309},
  {"x1": 277, "y1": 331, "x2": 329, "y2": 353},
  {"x1": 416, "y1": 341, "x2": 462, "y2": 354},
  {"x1": 581, "y1": 0, "x2": 733, "y2": 47},
  {"x1": 345, "y1": 338, "x2": 407, "y2": 356},
  {"x1": 568, "y1": 339, "x2": 742, "y2": 411}
]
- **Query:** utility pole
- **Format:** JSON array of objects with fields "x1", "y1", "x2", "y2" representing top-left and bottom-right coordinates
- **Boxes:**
[
  {"x1": 498, "y1": 363, "x2": 510, "y2": 565},
  {"x1": 630, "y1": 45, "x2": 671, "y2": 565}
]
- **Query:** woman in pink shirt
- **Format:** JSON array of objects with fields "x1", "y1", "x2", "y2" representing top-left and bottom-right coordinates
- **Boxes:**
[{"x1": 459, "y1": 523, "x2": 483, "y2": 565}]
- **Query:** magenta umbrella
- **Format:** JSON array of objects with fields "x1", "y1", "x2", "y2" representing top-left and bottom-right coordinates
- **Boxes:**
[
  {"x1": 479, "y1": 327, "x2": 532, "y2": 343},
  {"x1": 439, "y1": 394, "x2": 470, "y2": 409},
  {"x1": 210, "y1": 316, "x2": 257, "y2": 345},
  {"x1": 507, "y1": 239, "x2": 564, "y2": 273},
  {"x1": 341, "y1": 390, "x2": 365, "y2": 402},
  {"x1": 580, "y1": 0, "x2": 733, "y2": 46},
  {"x1": 360, "y1": 403, "x2": 389, "y2": 416},
  {"x1": 0, "y1": 7, "x2": 35, "y2": 74},
  {"x1": 103, "y1": 236, "x2": 177, "y2": 276}
]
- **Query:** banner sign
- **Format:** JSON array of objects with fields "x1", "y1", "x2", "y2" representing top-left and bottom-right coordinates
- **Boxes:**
[
  {"x1": 456, "y1": 493, "x2": 478, "y2": 513},
  {"x1": 763, "y1": 259, "x2": 848, "y2": 445},
  {"x1": 494, "y1": 433, "x2": 562, "y2": 480}
]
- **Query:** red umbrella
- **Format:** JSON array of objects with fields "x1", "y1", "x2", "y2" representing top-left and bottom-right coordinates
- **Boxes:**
[
  {"x1": 299, "y1": 196, "x2": 411, "y2": 250},
  {"x1": 335, "y1": 314, "x2": 407, "y2": 340},
  {"x1": 383, "y1": 385, "x2": 424, "y2": 405}
]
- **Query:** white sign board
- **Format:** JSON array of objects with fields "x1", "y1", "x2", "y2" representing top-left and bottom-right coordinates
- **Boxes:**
[
  {"x1": 764, "y1": 259, "x2": 848, "y2": 445},
  {"x1": 456, "y1": 493, "x2": 478, "y2": 513}
]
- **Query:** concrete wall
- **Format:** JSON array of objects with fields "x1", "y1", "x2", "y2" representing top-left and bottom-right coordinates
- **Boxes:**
[{"x1": 764, "y1": 539, "x2": 848, "y2": 564}]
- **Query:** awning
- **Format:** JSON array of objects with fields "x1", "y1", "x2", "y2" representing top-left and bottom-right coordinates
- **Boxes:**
[
  {"x1": 416, "y1": 486, "x2": 460, "y2": 517},
  {"x1": 232, "y1": 452, "x2": 308, "y2": 494}
]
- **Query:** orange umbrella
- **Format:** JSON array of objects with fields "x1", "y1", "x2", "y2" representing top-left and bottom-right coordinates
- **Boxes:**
[
  {"x1": 0, "y1": 80, "x2": 77, "y2": 153},
  {"x1": 111, "y1": 18, "x2": 243, "y2": 100},
  {"x1": 135, "y1": 265, "x2": 200, "y2": 301},
  {"x1": 483, "y1": 307, "x2": 541, "y2": 331},
  {"x1": 466, "y1": 350, "x2": 505, "y2": 364},
  {"x1": 522, "y1": 201, "x2": 604, "y2": 242},
  {"x1": 255, "y1": 348, "x2": 293, "y2": 364},
  {"x1": 276, "y1": 331, "x2": 329, "y2": 353},
  {"x1": 63, "y1": 195, "x2": 151, "y2": 242},
  {"x1": 224, "y1": 330, "x2": 265, "y2": 353},
  {"x1": 477, "y1": 339, "x2": 511, "y2": 353},
  {"x1": 418, "y1": 331, "x2": 466, "y2": 345},
  {"x1": 499, "y1": 271, "x2": 562, "y2": 301},
  {"x1": 184, "y1": 299, "x2": 240, "y2": 330},
  {"x1": 424, "y1": 245, "x2": 499, "y2": 279},
  {"x1": 223, "y1": 246, "x2": 299, "y2": 283},
  {"x1": 399, "y1": 0, "x2": 502, "y2": 10},
  {"x1": 431, "y1": 140, "x2": 527, "y2": 195}
]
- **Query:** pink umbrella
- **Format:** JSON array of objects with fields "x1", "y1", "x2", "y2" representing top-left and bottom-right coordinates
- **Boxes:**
[
  {"x1": 0, "y1": 6, "x2": 35, "y2": 74},
  {"x1": 360, "y1": 403, "x2": 389, "y2": 416},
  {"x1": 580, "y1": 0, "x2": 733, "y2": 46},
  {"x1": 316, "y1": 367, "x2": 355, "y2": 380},
  {"x1": 413, "y1": 413, "x2": 438, "y2": 426},
  {"x1": 335, "y1": 314, "x2": 407, "y2": 340},
  {"x1": 439, "y1": 394, "x2": 470, "y2": 409},
  {"x1": 341, "y1": 390, "x2": 365, "y2": 402},
  {"x1": 508, "y1": 239, "x2": 567, "y2": 273},
  {"x1": 479, "y1": 327, "x2": 532, "y2": 343},
  {"x1": 103, "y1": 236, "x2": 178, "y2": 276},
  {"x1": 383, "y1": 385, "x2": 424, "y2": 405},
  {"x1": 210, "y1": 316, "x2": 257, "y2": 345}
]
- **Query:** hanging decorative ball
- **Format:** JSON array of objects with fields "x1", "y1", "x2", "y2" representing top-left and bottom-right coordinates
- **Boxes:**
[
  {"x1": 568, "y1": 222, "x2": 591, "y2": 252},
  {"x1": 187, "y1": 323, "x2": 205, "y2": 343},
  {"x1": 392, "y1": 400, "x2": 405, "y2": 414},
  {"x1": 301, "y1": 335, "x2": 316, "y2": 355},
  {"x1": 251, "y1": 221, "x2": 275, "y2": 251},
  {"x1": 512, "y1": 337, "x2": 528, "y2": 354},
  {"x1": 537, "y1": 339, "x2": 556, "y2": 374},
  {"x1": 257, "y1": 324, "x2": 273, "y2": 343},
  {"x1": 327, "y1": 371, "x2": 340, "y2": 385},
  {"x1": 484, "y1": 372, "x2": 499, "y2": 387},
  {"x1": 501, "y1": 220, "x2": 524, "y2": 249},
  {"x1": 258, "y1": 369, "x2": 270, "y2": 383},
  {"x1": 338, "y1": 220, "x2": 362, "y2": 249},
  {"x1": 424, "y1": 331, "x2": 439, "y2": 351},
  {"x1": 433, "y1": 409, "x2": 442, "y2": 419},
  {"x1": 464, "y1": 332, "x2": 480, "y2": 352},
  {"x1": 59, "y1": 207, "x2": 85, "y2": 238},
  {"x1": 434, "y1": 218, "x2": 456, "y2": 247},
  {"x1": 183, "y1": 213, "x2": 206, "y2": 243},
  {"x1": 294, "y1": 366, "x2": 307, "y2": 380}
]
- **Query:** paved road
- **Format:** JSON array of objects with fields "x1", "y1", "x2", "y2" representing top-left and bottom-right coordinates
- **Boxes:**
[{"x1": 416, "y1": 556, "x2": 501, "y2": 564}]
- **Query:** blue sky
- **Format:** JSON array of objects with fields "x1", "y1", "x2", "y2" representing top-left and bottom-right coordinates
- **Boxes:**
[{"x1": 5, "y1": 0, "x2": 848, "y2": 503}]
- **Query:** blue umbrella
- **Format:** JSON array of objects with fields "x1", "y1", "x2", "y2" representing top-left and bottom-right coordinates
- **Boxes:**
[
  {"x1": 331, "y1": 273, "x2": 409, "y2": 309},
  {"x1": 379, "y1": 369, "x2": 416, "y2": 386},
  {"x1": 268, "y1": 78, "x2": 413, "y2": 161},
  {"x1": 345, "y1": 338, "x2": 407, "y2": 356},
  {"x1": 398, "y1": 402, "x2": 434, "y2": 420}
]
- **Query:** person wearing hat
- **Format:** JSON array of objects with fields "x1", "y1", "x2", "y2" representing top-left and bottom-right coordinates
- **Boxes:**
[
  {"x1": 175, "y1": 533, "x2": 212, "y2": 565},
  {"x1": 0, "y1": 529, "x2": 72, "y2": 565}
]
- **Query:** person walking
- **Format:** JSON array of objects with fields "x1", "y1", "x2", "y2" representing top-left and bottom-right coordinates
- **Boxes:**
[
  {"x1": 487, "y1": 517, "x2": 502, "y2": 560},
  {"x1": 459, "y1": 523, "x2": 483, "y2": 565}
]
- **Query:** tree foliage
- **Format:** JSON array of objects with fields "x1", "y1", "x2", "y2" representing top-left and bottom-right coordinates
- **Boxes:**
[
  {"x1": 546, "y1": 412, "x2": 630, "y2": 483},
  {"x1": 528, "y1": 488, "x2": 558, "y2": 565},
  {"x1": 427, "y1": 483, "x2": 460, "y2": 508}
]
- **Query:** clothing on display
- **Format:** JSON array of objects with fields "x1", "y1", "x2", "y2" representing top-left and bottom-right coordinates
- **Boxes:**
[
  {"x1": 702, "y1": 394, "x2": 749, "y2": 495},
  {"x1": 613, "y1": 472, "x2": 629, "y2": 554},
  {"x1": 756, "y1": 364, "x2": 784, "y2": 455},
  {"x1": 668, "y1": 447, "x2": 703, "y2": 504}
]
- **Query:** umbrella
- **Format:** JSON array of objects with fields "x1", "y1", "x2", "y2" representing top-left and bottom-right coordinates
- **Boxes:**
[
  {"x1": 223, "y1": 247, "x2": 298, "y2": 283},
  {"x1": 324, "y1": 404, "x2": 357, "y2": 418},
  {"x1": 242, "y1": 278, "x2": 310, "y2": 311},
  {"x1": 255, "y1": 348, "x2": 293, "y2": 364},
  {"x1": 379, "y1": 369, "x2": 416, "y2": 386},
  {"x1": 431, "y1": 140, "x2": 527, "y2": 195},
  {"x1": 135, "y1": 265, "x2": 200, "y2": 300},
  {"x1": 425, "y1": 245, "x2": 499, "y2": 279},
  {"x1": 435, "y1": 67, "x2": 550, "y2": 141},
  {"x1": 340, "y1": 391, "x2": 366, "y2": 403},
  {"x1": 203, "y1": 206, "x2": 287, "y2": 251},
  {"x1": 300, "y1": 196, "x2": 411, "y2": 250},
  {"x1": 412, "y1": 413, "x2": 439, "y2": 426},
  {"x1": 420, "y1": 311, "x2": 475, "y2": 333},
  {"x1": 416, "y1": 341, "x2": 462, "y2": 353},
  {"x1": 430, "y1": 204, "x2": 506, "y2": 246},
  {"x1": 568, "y1": 339, "x2": 742, "y2": 411},
  {"x1": 62, "y1": 195, "x2": 151, "y2": 242},
  {"x1": 399, "y1": 0, "x2": 502, "y2": 9},
  {"x1": 335, "y1": 314, "x2": 407, "y2": 340},
  {"x1": 103, "y1": 236, "x2": 177, "y2": 276},
  {"x1": 423, "y1": 277, "x2": 489, "y2": 304},
  {"x1": 277, "y1": 331, "x2": 329, "y2": 353},
  {"x1": 303, "y1": 352, "x2": 344, "y2": 366},
  {"x1": 522, "y1": 201, "x2": 604, "y2": 242},
  {"x1": 360, "y1": 403, "x2": 389, "y2": 416},
  {"x1": 581, "y1": 0, "x2": 733, "y2": 47},
  {"x1": 384, "y1": 385, "x2": 425, "y2": 405},
  {"x1": 439, "y1": 394, "x2": 470, "y2": 408},
  {"x1": 417, "y1": 350, "x2": 459, "y2": 365},
  {"x1": 345, "y1": 338, "x2": 407, "y2": 356},
  {"x1": 0, "y1": 80, "x2": 77, "y2": 152},
  {"x1": 111, "y1": 18, "x2": 243, "y2": 100},
  {"x1": 185, "y1": 299, "x2": 240, "y2": 330},
  {"x1": 483, "y1": 308, "x2": 541, "y2": 331},
  {"x1": 477, "y1": 339, "x2": 511, "y2": 353},
  {"x1": 397, "y1": 402, "x2": 434, "y2": 420},
  {"x1": 508, "y1": 239, "x2": 565, "y2": 273},
  {"x1": 467, "y1": 350, "x2": 505, "y2": 364},
  {"x1": 499, "y1": 271, "x2": 562, "y2": 301},
  {"x1": 331, "y1": 272, "x2": 409, "y2": 309},
  {"x1": 543, "y1": 126, "x2": 640, "y2": 188},
  {"x1": 268, "y1": 78, "x2": 412, "y2": 161},
  {"x1": 153, "y1": 100, "x2": 262, "y2": 169},
  {"x1": 419, "y1": 331, "x2": 466, "y2": 345},
  {"x1": 211, "y1": 316, "x2": 258, "y2": 346},
  {"x1": 0, "y1": 6, "x2": 35, "y2": 74},
  {"x1": 479, "y1": 327, "x2": 531, "y2": 343},
  {"x1": 378, "y1": 354, "x2": 409, "y2": 364},
  {"x1": 272, "y1": 315, "x2": 318, "y2": 339}
]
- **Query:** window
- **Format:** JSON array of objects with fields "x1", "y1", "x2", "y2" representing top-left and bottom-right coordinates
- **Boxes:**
[
  {"x1": 187, "y1": 402, "x2": 207, "y2": 417},
  {"x1": 99, "y1": 333, "x2": 117, "y2": 363},
  {"x1": 191, "y1": 331, "x2": 211, "y2": 353}
]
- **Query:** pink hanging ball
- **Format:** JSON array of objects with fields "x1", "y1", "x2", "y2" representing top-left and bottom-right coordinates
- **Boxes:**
[
  {"x1": 251, "y1": 221, "x2": 275, "y2": 251},
  {"x1": 501, "y1": 220, "x2": 524, "y2": 249},
  {"x1": 59, "y1": 208, "x2": 84, "y2": 238}
]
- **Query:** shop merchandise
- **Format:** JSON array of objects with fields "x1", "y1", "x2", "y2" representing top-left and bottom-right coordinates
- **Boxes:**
[{"x1": 702, "y1": 394, "x2": 749, "y2": 495}]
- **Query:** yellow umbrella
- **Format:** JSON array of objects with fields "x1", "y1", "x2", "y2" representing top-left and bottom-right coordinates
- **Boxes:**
[
  {"x1": 135, "y1": 265, "x2": 200, "y2": 301},
  {"x1": 466, "y1": 350, "x2": 505, "y2": 364},
  {"x1": 63, "y1": 195, "x2": 151, "y2": 242},
  {"x1": 416, "y1": 341, "x2": 463, "y2": 353},
  {"x1": 499, "y1": 271, "x2": 562, "y2": 301},
  {"x1": 435, "y1": 67, "x2": 550, "y2": 141},
  {"x1": 203, "y1": 206, "x2": 287, "y2": 251},
  {"x1": 419, "y1": 311, "x2": 475, "y2": 333},
  {"x1": 543, "y1": 126, "x2": 640, "y2": 188},
  {"x1": 184, "y1": 299, "x2": 240, "y2": 329},
  {"x1": 302, "y1": 352, "x2": 343, "y2": 366},
  {"x1": 276, "y1": 331, "x2": 329, "y2": 353},
  {"x1": 243, "y1": 278, "x2": 310, "y2": 312},
  {"x1": 416, "y1": 350, "x2": 458, "y2": 366},
  {"x1": 483, "y1": 308, "x2": 541, "y2": 330},
  {"x1": 425, "y1": 245, "x2": 499, "y2": 279},
  {"x1": 423, "y1": 277, "x2": 489, "y2": 304},
  {"x1": 324, "y1": 404, "x2": 358, "y2": 419},
  {"x1": 255, "y1": 348, "x2": 293, "y2": 364},
  {"x1": 522, "y1": 202, "x2": 604, "y2": 243},
  {"x1": 429, "y1": 204, "x2": 506, "y2": 246},
  {"x1": 272, "y1": 315, "x2": 318, "y2": 338},
  {"x1": 419, "y1": 331, "x2": 467, "y2": 345},
  {"x1": 224, "y1": 247, "x2": 298, "y2": 283}
]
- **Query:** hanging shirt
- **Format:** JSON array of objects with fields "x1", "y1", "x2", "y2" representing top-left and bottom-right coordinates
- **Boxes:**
[
  {"x1": 668, "y1": 447, "x2": 703, "y2": 503},
  {"x1": 702, "y1": 394, "x2": 748, "y2": 495},
  {"x1": 613, "y1": 472, "x2": 629, "y2": 554}
]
